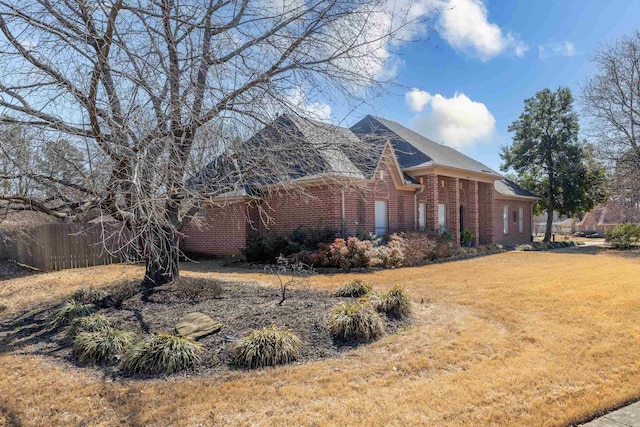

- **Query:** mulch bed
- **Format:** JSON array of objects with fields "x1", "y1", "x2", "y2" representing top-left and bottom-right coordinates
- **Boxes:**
[
  {"x1": 0, "y1": 261, "x2": 39, "y2": 281},
  {"x1": 0, "y1": 277, "x2": 411, "y2": 379}
]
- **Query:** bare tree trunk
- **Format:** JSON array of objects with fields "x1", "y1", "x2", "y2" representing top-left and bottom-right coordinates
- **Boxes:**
[
  {"x1": 143, "y1": 246, "x2": 179, "y2": 287},
  {"x1": 140, "y1": 224, "x2": 180, "y2": 287}
]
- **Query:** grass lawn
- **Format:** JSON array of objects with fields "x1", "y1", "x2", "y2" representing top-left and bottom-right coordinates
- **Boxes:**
[{"x1": 1, "y1": 246, "x2": 640, "y2": 426}]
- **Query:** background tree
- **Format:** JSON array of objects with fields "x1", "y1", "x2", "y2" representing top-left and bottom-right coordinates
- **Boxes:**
[
  {"x1": 0, "y1": 0, "x2": 429, "y2": 285},
  {"x1": 582, "y1": 31, "x2": 640, "y2": 221},
  {"x1": 501, "y1": 87, "x2": 607, "y2": 242}
]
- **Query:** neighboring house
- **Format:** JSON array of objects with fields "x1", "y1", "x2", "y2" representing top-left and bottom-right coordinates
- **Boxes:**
[
  {"x1": 181, "y1": 114, "x2": 538, "y2": 255},
  {"x1": 576, "y1": 202, "x2": 640, "y2": 235},
  {"x1": 533, "y1": 212, "x2": 579, "y2": 235}
]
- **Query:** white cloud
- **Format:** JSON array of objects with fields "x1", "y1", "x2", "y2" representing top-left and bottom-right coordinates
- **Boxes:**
[
  {"x1": 436, "y1": 0, "x2": 528, "y2": 61},
  {"x1": 538, "y1": 41, "x2": 576, "y2": 59},
  {"x1": 321, "y1": 0, "x2": 439, "y2": 84},
  {"x1": 286, "y1": 87, "x2": 332, "y2": 122},
  {"x1": 405, "y1": 88, "x2": 432, "y2": 112},
  {"x1": 405, "y1": 90, "x2": 496, "y2": 150}
]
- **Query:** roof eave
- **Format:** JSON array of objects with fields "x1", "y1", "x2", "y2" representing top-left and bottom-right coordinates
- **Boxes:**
[{"x1": 403, "y1": 164, "x2": 502, "y2": 183}]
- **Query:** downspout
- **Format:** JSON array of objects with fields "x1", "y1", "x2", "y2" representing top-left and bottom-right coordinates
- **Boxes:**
[{"x1": 341, "y1": 187, "x2": 346, "y2": 237}]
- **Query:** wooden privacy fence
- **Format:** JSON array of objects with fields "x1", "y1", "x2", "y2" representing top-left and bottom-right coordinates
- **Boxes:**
[{"x1": 0, "y1": 223, "x2": 130, "y2": 271}]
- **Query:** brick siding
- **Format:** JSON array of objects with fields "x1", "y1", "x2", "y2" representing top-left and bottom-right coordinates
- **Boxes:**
[
  {"x1": 180, "y1": 202, "x2": 247, "y2": 256},
  {"x1": 492, "y1": 197, "x2": 534, "y2": 246},
  {"x1": 181, "y1": 148, "x2": 536, "y2": 255}
]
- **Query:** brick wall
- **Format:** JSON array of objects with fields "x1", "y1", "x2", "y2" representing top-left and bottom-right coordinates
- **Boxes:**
[
  {"x1": 466, "y1": 180, "x2": 480, "y2": 246},
  {"x1": 345, "y1": 145, "x2": 416, "y2": 236},
  {"x1": 181, "y1": 155, "x2": 509, "y2": 254},
  {"x1": 252, "y1": 186, "x2": 343, "y2": 235},
  {"x1": 422, "y1": 173, "x2": 439, "y2": 231},
  {"x1": 478, "y1": 182, "x2": 494, "y2": 245},
  {"x1": 444, "y1": 177, "x2": 460, "y2": 243},
  {"x1": 492, "y1": 197, "x2": 534, "y2": 246},
  {"x1": 180, "y1": 202, "x2": 247, "y2": 256}
]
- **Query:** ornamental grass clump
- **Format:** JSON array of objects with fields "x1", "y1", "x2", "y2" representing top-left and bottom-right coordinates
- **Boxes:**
[
  {"x1": 372, "y1": 286, "x2": 412, "y2": 318},
  {"x1": 72, "y1": 287, "x2": 108, "y2": 305},
  {"x1": 327, "y1": 301, "x2": 385, "y2": 341},
  {"x1": 50, "y1": 300, "x2": 96, "y2": 328},
  {"x1": 68, "y1": 313, "x2": 111, "y2": 337},
  {"x1": 73, "y1": 328, "x2": 134, "y2": 364},
  {"x1": 334, "y1": 279, "x2": 372, "y2": 298},
  {"x1": 233, "y1": 326, "x2": 302, "y2": 369},
  {"x1": 123, "y1": 332, "x2": 203, "y2": 375}
]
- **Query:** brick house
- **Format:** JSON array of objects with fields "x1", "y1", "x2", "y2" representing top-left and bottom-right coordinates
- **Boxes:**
[
  {"x1": 181, "y1": 114, "x2": 538, "y2": 255},
  {"x1": 575, "y1": 201, "x2": 640, "y2": 236}
]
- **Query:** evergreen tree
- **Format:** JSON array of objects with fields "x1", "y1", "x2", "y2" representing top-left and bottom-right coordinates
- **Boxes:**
[{"x1": 501, "y1": 87, "x2": 607, "y2": 242}]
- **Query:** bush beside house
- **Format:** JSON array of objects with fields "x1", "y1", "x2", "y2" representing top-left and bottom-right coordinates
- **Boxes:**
[{"x1": 242, "y1": 226, "x2": 504, "y2": 271}]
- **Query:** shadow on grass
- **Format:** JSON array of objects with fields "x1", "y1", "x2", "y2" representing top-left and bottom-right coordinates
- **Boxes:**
[
  {"x1": 549, "y1": 245, "x2": 640, "y2": 258},
  {"x1": 0, "y1": 280, "x2": 152, "y2": 358},
  {"x1": 0, "y1": 400, "x2": 24, "y2": 427},
  {"x1": 0, "y1": 303, "x2": 65, "y2": 355}
]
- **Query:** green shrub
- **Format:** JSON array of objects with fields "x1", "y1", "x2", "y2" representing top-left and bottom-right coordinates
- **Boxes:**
[
  {"x1": 460, "y1": 230, "x2": 473, "y2": 245},
  {"x1": 288, "y1": 225, "x2": 337, "y2": 251},
  {"x1": 232, "y1": 326, "x2": 302, "y2": 369},
  {"x1": 122, "y1": 333, "x2": 203, "y2": 375},
  {"x1": 72, "y1": 287, "x2": 108, "y2": 305},
  {"x1": 327, "y1": 302, "x2": 385, "y2": 341},
  {"x1": 334, "y1": 279, "x2": 372, "y2": 297},
  {"x1": 68, "y1": 314, "x2": 111, "y2": 337},
  {"x1": 50, "y1": 300, "x2": 96, "y2": 328},
  {"x1": 372, "y1": 286, "x2": 412, "y2": 317},
  {"x1": 606, "y1": 223, "x2": 640, "y2": 249},
  {"x1": 73, "y1": 328, "x2": 134, "y2": 364}
]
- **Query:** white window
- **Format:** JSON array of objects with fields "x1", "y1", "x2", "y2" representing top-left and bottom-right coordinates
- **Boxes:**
[
  {"x1": 437, "y1": 203, "x2": 446, "y2": 230},
  {"x1": 418, "y1": 203, "x2": 426, "y2": 228},
  {"x1": 503, "y1": 205, "x2": 509, "y2": 234},
  {"x1": 518, "y1": 207, "x2": 524, "y2": 233},
  {"x1": 375, "y1": 200, "x2": 388, "y2": 235}
]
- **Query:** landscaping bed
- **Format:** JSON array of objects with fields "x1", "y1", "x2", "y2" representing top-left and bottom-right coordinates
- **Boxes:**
[
  {"x1": 1, "y1": 276, "x2": 411, "y2": 378},
  {"x1": 0, "y1": 261, "x2": 39, "y2": 281}
]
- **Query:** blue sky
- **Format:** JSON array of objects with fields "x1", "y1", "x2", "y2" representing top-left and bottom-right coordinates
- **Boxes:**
[{"x1": 329, "y1": 0, "x2": 640, "y2": 172}]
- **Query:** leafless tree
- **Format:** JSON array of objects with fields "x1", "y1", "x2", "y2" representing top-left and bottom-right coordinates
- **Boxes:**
[
  {"x1": 265, "y1": 255, "x2": 312, "y2": 305},
  {"x1": 582, "y1": 31, "x2": 640, "y2": 217},
  {"x1": 0, "y1": 0, "x2": 429, "y2": 285}
]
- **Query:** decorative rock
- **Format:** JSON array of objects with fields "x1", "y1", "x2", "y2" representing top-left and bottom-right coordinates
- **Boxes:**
[{"x1": 175, "y1": 312, "x2": 222, "y2": 340}]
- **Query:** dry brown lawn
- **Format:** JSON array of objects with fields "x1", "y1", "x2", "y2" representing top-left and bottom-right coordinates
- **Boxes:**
[{"x1": 2, "y1": 246, "x2": 640, "y2": 426}]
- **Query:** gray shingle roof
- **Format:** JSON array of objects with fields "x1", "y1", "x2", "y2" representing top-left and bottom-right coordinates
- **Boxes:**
[
  {"x1": 189, "y1": 114, "x2": 366, "y2": 194},
  {"x1": 192, "y1": 113, "x2": 508, "y2": 195},
  {"x1": 350, "y1": 115, "x2": 502, "y2": 177},
  {"x1": 494, "y1": 179, "x2": 539, "y2": 198}
]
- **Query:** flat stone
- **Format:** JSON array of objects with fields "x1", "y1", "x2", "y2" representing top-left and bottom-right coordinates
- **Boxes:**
[{"x1": 175, "y1": 312, "x2": 221, "y2": 340}]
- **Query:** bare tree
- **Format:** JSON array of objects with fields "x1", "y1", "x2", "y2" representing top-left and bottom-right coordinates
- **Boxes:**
[
  {"x1": 0, "y1": 0, "x2": 428, "y2": 285},
  {"x1": 582, "y1": 31, "x2": 640, "y2": 216}
]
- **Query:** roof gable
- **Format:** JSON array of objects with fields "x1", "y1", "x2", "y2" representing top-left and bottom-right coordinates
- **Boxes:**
[
  {"x1": 350, "y1": 115, "x2": 501, "y2": 178},
  {"x1": 494, "y1": 179, "x2": 539, "y2": 199}
]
